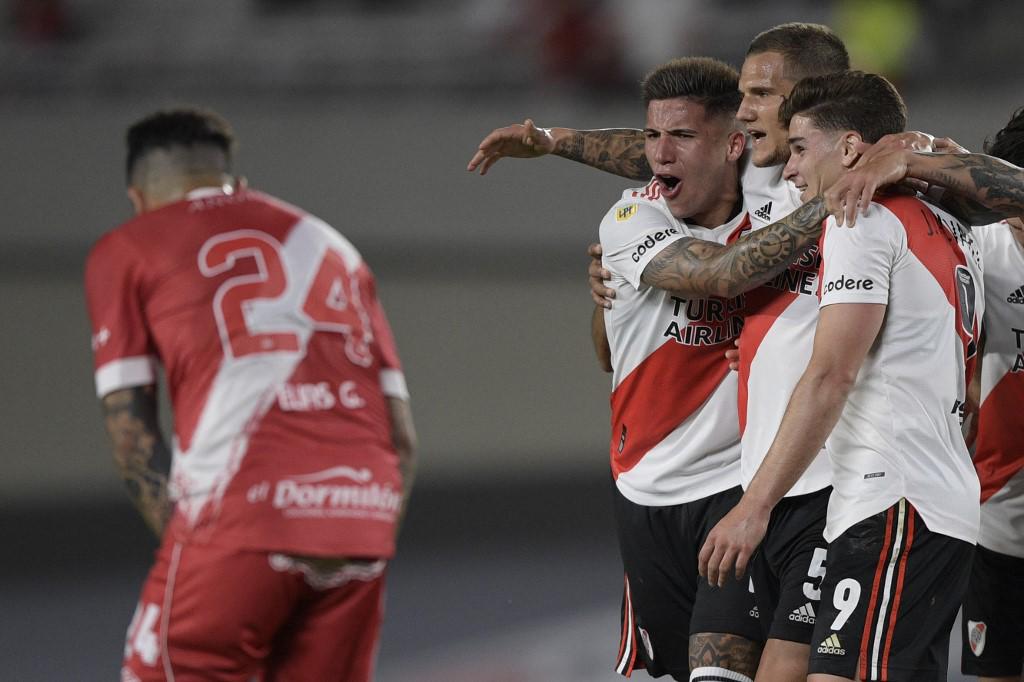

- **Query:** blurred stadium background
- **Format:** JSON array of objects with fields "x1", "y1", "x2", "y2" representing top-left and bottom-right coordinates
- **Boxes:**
[{"x1": 2, "y1": 1, "x2": 1022, "y2": 679}]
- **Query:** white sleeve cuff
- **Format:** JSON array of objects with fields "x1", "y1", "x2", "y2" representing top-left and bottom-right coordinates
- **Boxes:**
[
  {"x1": 379, "y1": 369, "x2": 409, "y2": 400},
  {"x1": 94, "y1": 356, "x2": 158, "y2": 397}
]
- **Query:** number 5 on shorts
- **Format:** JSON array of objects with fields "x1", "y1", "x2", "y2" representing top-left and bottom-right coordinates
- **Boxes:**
[
  {"x1": 803, "y1": 547, "x2": 828, "y2": 601},
  {"x1": 125, "y1": 601, "x2": 162, "y2": 666}
]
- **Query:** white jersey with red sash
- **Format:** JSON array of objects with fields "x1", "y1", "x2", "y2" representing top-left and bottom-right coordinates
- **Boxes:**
[
  {"x1": 735, "y1": 163, "x2": 834, "y2": 496},
  {"x1": 971, "y1": 222, "x2": 1024, "y2": 558},
  {"x1": 817, "y1": 195, "x2": 983, "y2": 544},
  {"x1": 600, "y1": 180, "x2": 747, "y2": 506}
]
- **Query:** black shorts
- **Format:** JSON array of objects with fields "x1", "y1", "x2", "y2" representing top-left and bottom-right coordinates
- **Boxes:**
[
  {"x1": 807, "y1": 498, "x2": 972, "y2": 681},
  {"x1": 613, "y1": 485, "x2": 763, "y2": 679},
  {"x1": 748, "y1": 486, "x2": 830, "y2": 644},
  {"x1": 961, "y1": 544, "x2": 1024, "y2": 677}
]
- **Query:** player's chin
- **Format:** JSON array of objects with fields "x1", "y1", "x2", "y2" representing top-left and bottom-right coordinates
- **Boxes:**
[{"x1": 751, "y1": 144, "x2": 787, "y2": 168}]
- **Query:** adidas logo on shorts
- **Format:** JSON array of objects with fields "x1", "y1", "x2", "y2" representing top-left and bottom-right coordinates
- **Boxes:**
[
  {"x1": 817, "y1": 633, "x2": 846, "y2": 656},
  {"x1": 788, "y1": 602, "x2": 816, "y2": 624},
  {"x1": 749, "y1": 605, "x2": 759, "y2": 619},
  {"x1": 1007, "y1": 285, "x2": 1024, "y2": 304},
  {"x1": 754, "y1": 201, "x2": 773, "y2": 222}
]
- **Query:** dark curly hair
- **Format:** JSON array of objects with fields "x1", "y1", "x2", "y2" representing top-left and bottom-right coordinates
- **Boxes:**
[{"x1": 984, "y1": 107, "x2": 1024, "y2": 167}]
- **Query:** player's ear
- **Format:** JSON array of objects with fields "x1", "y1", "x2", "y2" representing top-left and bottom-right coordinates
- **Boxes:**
[
  {"x1": 127, "y1": 186, "x2": 146, "y2": 215},
  {"x1": 726, "y1": 130, "x2": 746, "y2": 162},
  {"x1": 840, "y1": 132, "x2": 863, "y2": 169}
]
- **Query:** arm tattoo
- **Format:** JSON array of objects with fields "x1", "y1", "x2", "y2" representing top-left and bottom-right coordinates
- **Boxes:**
[
  {"x1": 642, "y1": 197, "x2": 828, "y2": 299},
  {"x1": 937, "y1": 191, "x2": 1007, "y2": 226},
  {"x1": 689, "y1": 632, "x2": 762, "y2": 678},
  {"x1": 553, "y1": 129, "x2": 651, "y2": 181},
  {"x1": 914, "y1": 152, "x2": 1024, "y2": 219},
  {"x1": 102, "y1": 385, "x2": 172, "y2": 537}
]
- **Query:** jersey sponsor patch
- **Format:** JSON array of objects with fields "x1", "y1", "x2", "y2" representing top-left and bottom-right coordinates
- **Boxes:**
[
  {"x1": 617, "y1": 204, "x2": 639, "y2": 222},
  {"x1": 967, "y1": 619, "x2": 987, "y2": 656},
  {"x1": 821, "y1": 275, "x2": 875, "y2": 295},
  {"x1": 629, "y1": 226, "x2": 682, "y2": 262}
]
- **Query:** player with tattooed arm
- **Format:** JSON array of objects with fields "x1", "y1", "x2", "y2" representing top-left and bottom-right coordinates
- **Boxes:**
[
  {"x1": 958, "y1": 107, "x2": 1024, "y2": 682},
  {"x1": 85, "y1": 109, "x2": 415, "y2": 681},
  {"x1": 470, "y1": 24, "x2": 859, "y2": 682}
]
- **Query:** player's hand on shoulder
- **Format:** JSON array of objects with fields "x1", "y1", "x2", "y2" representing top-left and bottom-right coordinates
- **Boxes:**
[
  {"x1": 724, "y1": 338, "x2": 740, "y2": 372},
  {"x1": 698, "y1": 498, "x2": 770, "y2": 588},
  {"x1": 826, "y1": 141, "x2": 914, "y2": 227},
  {"x1": 467, "y1": 118, "x2": 555, "y2": 175},
  {"x1": 587, "y1": 242, "x2": 614, "y2": 308}
]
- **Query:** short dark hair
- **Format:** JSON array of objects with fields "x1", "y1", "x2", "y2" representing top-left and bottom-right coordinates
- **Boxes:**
[
  {"x1": 641, "y1": 57, "x2": 741, "y2": 121},
  {"x1": 126, "y1": 108, "x2": 235, "y2": 182},
  {"x1": 779, "y1": 71, "x2": 906, "y2": 144},
  {"x1": 984, "y1": 107, "x2": 1024, "y2": 167},
  {"x1": 747, "y1": 22, "x2": 850, "y2": 81}
]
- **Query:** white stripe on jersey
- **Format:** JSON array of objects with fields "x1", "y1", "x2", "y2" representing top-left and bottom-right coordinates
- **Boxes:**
[
  {"x1": 175, "y1": 216, "x2": 364, "y2": 525},
  {"x1": 95, "y1": 355, "x2": 159, "y2": 397}
]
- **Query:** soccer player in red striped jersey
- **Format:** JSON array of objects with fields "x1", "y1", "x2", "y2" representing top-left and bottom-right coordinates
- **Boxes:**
[
  {"x1": 86, "y1": 109, "x2": 416, "y2": 681},
  {"x1": 699, "y1": 71, "x2": 985, "y2": 680}
]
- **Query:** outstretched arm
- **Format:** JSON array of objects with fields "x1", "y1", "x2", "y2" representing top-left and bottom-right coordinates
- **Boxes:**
[
  {"x1": 101, "y1": 385, "x2": 173, "y2": 537},
  {"x1": 641, "y1": 197, "x2": 828, "y2": 299},
  {"x1": 467, "y1": 119, "x2": 650, "y2": 180},
  {"x1": 698, "y1": 301, "x2": 886, "y2": 585}
]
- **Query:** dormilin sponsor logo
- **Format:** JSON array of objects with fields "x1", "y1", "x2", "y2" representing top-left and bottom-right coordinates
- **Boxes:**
[
  {"x1": 248, "y1": 466, "x2": 402, "y2": 520},
  {"x1": 630, "y1": 227, "x2": 681, "y2": 262},
  {"x1": 822, "y1": 275, "x2": 875, "y2": 295}
]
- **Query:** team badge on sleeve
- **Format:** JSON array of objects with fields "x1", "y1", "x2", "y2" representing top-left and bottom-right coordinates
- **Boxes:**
[{"x1": 616, "y1": 204, "x2": 639, "y2": 222}]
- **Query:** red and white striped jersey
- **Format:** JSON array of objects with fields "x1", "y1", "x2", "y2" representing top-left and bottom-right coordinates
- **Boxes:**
[
  {"x1": 600, "y1": 180, "x2": 747, "y2": 506},
  {"x1": 818, "y1": 195, "x2": 983, "y2": 544},
  {"x1": 85, "y1": 187, "x2": 408, "y2": 558},
  {"x1": 971, "y1": 222, "x2": 1024, "y2": 558},
  {"x1": 735, "y1": 164, "x2": 834, "y2": 497}
]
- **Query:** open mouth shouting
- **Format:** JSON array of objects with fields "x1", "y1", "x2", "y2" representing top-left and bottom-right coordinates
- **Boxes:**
[{"x1": 655, "y1": 173, "x2": 682, "y2": 199}]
